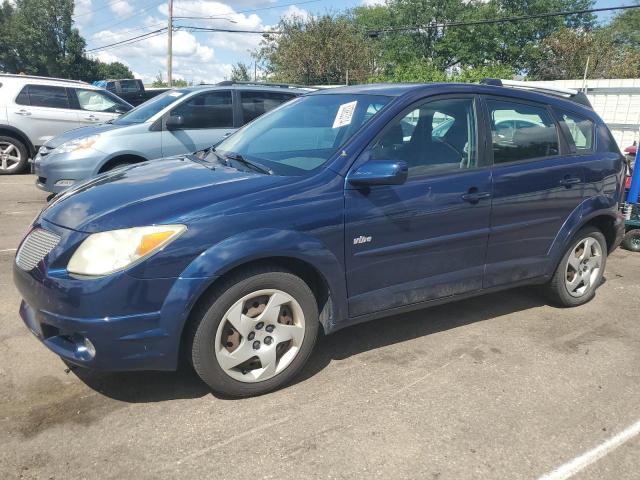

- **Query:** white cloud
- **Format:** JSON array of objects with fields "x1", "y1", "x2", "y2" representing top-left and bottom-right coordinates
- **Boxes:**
[
  {"x1": 110, "y1": 0, "x2": 134, "y2": 18},
  {"x1": 73, "y1": 0, "x2": 94, "y2": 25},
  {"x1": 362, "y1": 0, "x2": 387, "y2": 6},
  {"x1": 281, "y1": 5, "x2": 311, "y2": 21}
]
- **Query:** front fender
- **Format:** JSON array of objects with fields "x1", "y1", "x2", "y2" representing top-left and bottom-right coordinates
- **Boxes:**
[{"x1": 179, "y1": 228, "x2": 348, "y2": 330}]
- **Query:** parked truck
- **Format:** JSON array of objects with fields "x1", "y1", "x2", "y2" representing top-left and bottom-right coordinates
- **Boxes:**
[{"x1": 92, "y1": 79, "x2": 169, "y2": 106}]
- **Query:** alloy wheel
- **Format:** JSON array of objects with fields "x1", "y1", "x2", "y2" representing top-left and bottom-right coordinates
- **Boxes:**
[
  {"x1": 214, "y1": 289, "x2": 306, "y2": 383},
  {"x1": 565, "y1": 236, "x2": 603, "y2": 298},
  {"x1": 0, "y1": 141, "x2": 23, "y2": 172}
]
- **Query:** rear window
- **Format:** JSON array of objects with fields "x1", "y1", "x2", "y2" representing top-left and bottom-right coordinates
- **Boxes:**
[
  {"x1": 240, "y1": 91, "x2": 296, "y2": 124},
  {"x1": 119, "y1": 80, "x2": 142, "y2": 93},
  {"x1": 16, "y1": 85, "x2": 70, "y2": 109},
  {"x1": 558, "y1": 110, "x2": 594, "y2": 153},
  {"x1": 487, "y1": 99, "x2": 559, "y2": 163}
]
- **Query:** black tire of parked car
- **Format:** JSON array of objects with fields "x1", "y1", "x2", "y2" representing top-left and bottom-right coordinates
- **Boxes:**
[
  {"x1": 546, "y1": 226, "x2": 607, "y2": 307},
  {"x1": 187, "y1": 265, "x2": 319, "y2": 398},
  {"x1": 0, "y1": 135, "x2": 29, "y2": 175},
  {"x1": 622, "y1": 229, "x2": 640, "y2": 252}
]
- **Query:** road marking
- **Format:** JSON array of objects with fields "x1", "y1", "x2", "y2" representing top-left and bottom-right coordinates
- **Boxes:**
[
  {"x1": 538, "y1": 419, "x2": 640, "y2": 480},
  {"x1": 0, "y1": 248, "x2": 17, "y2": 253}
]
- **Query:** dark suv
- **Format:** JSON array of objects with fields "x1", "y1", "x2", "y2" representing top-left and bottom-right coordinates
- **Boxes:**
[{"x1": 13, "y1": 80, "x2": 625, "y2": 397}]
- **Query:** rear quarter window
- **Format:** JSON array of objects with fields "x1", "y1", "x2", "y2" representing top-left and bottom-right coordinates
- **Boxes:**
[{"x1": 557, "y1": 109, "x2": 595, "y2": 153}]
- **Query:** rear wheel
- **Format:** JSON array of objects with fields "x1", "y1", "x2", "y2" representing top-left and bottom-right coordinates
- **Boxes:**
[
  {"x1": 0, "y1": 136, "x2": 28, "y2": 174},
  {"x1": 622, "y1": 230, "x2": 640, "y2": 252},
  {"x1": 546, "y1": 226, "x2": 607, "y2": 307},
  {"x1": 188, "y1": 267, "x2": 319, "y2": 397}
]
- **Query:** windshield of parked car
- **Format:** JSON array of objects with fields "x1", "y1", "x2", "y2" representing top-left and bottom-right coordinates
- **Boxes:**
[
  {"x1": 214, "y1": 93, "x2": 391, "y2": 175},
  {"x1": 113, "y1": 89, "x2": 188, "y2": 125}
]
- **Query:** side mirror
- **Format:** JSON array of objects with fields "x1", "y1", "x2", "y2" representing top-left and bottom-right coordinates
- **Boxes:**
[
  {"x1": 347, "y1": 160, "x2": 408, "y2": 187},
  {"x1": 166, "y1": 115, "x2": 185, "y2": 130},
  {"x1": 114, "y1": 106, "x2": 131, "y2": 114}
]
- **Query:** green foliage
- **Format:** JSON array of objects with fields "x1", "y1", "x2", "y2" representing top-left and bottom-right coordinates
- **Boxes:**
[
  {"x1": 370, "y1": 60, "x2": 514, "y2": 83},
  {"x1": 0, "y1": 0, "x2": 133, "y2": 82},
  {"x1": 231, "y1": 62, "x2": 251, "y2": 82},
  {"x1": 530, "y1": 28, "x2": 640, "y2": 79},
  {"x1": 607, "y1": 3, "x2": 640, "y2": 48},
  {"x1": 256, "y1": 14, "x2": 375, "y2": 85},
  {"x1": 151, "y1": 72, "x2": 191, "y2": 87}
]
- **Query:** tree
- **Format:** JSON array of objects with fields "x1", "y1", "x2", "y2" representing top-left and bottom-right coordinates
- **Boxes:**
[
  {"x1": 257, "y1": 14, "x2": 375, "y2": 85},
  {"x1": 0, "y1": 0, "x2": 134, "y2": 81},
  {"x1": 231, "y1": 62, "x2": 251, "y2": 81},
  {"x1": 151, "y1": 71, "x2": 191, "y2": 87},
  {"x1": 607, "y1": 3, "x2": 640, "y2": 48},
  {"x1": 531, "y1": 28, "x2": 640, "y2": 79}
]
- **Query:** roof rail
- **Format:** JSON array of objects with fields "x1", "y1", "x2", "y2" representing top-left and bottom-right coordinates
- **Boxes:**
[
  {"x1": 479, "y1": 78, "x2": 593, "y2": 109},
  {"x1": 216, "y1": 80, "x2": 318, "y2": 91},
  {"x1": 0, "y1": 73, "x2": 88, "y2": 85}
]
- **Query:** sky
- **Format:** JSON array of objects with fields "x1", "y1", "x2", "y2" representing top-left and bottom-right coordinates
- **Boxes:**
[{"x1": 73, "y1": 0, "x2": 635, "y2": 84}]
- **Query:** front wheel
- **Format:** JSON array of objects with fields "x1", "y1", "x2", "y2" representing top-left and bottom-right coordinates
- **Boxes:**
[
  {"x1": 546, "y1": 226, "x2": 607, "y2": 307},
  {"x1": 188, "y1": 267, "x2": 319, "y2": 397}
]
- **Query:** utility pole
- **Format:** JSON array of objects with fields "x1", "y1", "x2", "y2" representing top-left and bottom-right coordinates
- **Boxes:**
[{"x1": 167, "y1": 0, "x2": 173, "y2": 87}]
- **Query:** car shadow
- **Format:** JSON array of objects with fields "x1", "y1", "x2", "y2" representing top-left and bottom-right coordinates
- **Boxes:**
[{"x1": 70, "y1": 286, "x2": 551, "y2": 402}]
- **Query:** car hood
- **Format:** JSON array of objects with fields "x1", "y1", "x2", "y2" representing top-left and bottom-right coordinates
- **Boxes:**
[
  {"x1": 43, "y1": 123, "x2": 127, "y2": 148},
  {"x1": 41, "y1": 156, "x2": 285, "y2": 233}
]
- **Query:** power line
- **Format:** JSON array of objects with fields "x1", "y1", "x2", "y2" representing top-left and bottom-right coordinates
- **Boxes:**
[
  {"x1": 368, "y1": 4, "x2": 640, "y2": 35},
  {"x1": 86, "y1": 28, "x2": 167, "y2": 52},
  {"x1": 177, "y1": 25, "x2": 282, "y2": 34},
  {"x1": 173, "y1": 0, "x2": 324, "y2": 19},
  {"x1": 82, "y1": 0, "x2": 165, "y2": 35}
]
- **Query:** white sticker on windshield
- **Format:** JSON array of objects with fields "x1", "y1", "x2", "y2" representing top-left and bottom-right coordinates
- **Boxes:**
[{"x1": 332, "y1": 101, "x2": 357, "y2": 129}]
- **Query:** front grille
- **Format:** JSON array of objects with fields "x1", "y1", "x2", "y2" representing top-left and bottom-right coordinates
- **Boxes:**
[{"x1": 16, "y1": 229, "x2": 60, "y2": 271}]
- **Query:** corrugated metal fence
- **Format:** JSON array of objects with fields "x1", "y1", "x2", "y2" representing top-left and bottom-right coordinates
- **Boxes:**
[{"x1": 537, "y1": 79, "x2": 640, "y2": 151}]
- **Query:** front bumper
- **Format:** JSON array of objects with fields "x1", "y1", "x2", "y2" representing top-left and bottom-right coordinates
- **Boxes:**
[
  {"x1": 13, "y1": 220, "x2": 212, "y2": 371},
  {"x1": 33, "y1": 150, "x2": 103, "y2": 194}
]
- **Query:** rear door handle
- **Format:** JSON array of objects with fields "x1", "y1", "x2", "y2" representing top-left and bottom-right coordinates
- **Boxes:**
[
  {"x1": 83, "y1": 115, "x2": 99, "y2": 121},
  {"x1": 461, "y1": 190, "x2": 492, "y2": 203},
  {"x1": 16, "y1": 109, "x2": 31, "y2": 116},
  {"x1": 559, "y1": 177, "x2": 581, "y2": 187}
]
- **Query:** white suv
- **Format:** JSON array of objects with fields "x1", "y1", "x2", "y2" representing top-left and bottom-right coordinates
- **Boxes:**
[{"x1": 0, "y1": 74, "x2": 132, "y2": 174}]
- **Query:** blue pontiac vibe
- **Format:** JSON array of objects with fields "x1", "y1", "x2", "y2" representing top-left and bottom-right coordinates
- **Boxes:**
[{"x1": 13, "y1": 82, "x2": 626, "y2": 397}]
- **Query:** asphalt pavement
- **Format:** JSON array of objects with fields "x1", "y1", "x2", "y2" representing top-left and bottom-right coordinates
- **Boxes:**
[{"x1": 1, "y1": 174, "x2": 639, "y2": 479}]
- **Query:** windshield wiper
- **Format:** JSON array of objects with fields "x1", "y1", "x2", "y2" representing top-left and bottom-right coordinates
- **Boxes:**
[{"x1": 224, "y1": 152, "x2": 273, "y2": 175}]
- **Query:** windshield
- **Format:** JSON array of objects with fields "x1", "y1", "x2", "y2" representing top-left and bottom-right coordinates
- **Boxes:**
[
  {"x1": 113, "y1": 89, "x2": 188, "y2": 125},
  {"x1": 214, "y1": 93, "x2": 391, "y2": 175}
]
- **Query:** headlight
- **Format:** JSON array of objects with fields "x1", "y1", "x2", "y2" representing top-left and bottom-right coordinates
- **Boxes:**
[
  {"x1": 52, "y1": 135, "x2": 100, "y2": 154},
  {"x1": 67, "y1": 225, "x2": 186, "y2": 276}
]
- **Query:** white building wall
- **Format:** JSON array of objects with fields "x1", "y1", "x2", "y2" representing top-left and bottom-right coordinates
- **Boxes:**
[{"x1": 535, "y1": 79, "x2": 640, "y2": 151}]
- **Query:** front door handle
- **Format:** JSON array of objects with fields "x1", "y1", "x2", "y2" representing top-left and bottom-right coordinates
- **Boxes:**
[
  {"x1": 461, "y1": 189, "x2": 492, "y2": 204},
  {"x1": 559, "y1": 176, "x2": 581, "y2": 187},
  {"x1": 16, "y1": 109, "x2": 31, "y2": 116}
]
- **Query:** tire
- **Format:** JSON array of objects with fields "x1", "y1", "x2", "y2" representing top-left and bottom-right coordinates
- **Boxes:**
[
  {"x1": 0, "y1": 136, "x2": 29, "y2": 174},
  {"x1": 187, "y1": 266, "x2": 319, "y2": 398},
  {"x1": 546, "y1": 226, "x2": 607, "y2": 307},
  {"x1": 622, "y1": 230, "x2": 640, "y2": 252}
]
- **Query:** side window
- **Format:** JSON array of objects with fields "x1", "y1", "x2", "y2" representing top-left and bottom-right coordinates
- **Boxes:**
[
  {"x1": 559, "y1": 110, "x2": 594, "y2": 152},
  {"x1": 171, "y1": 91, "x2": 233, "y2": 129},
  {"x1": 487, "y1": 99, "x2": 559, "y2": 163},
  {"x1": 370, "y1": 97, "x2": 477, "y2": 177},
  {"x1": 74, "y1": 89, "x2": 119, "y2": 112},
  {"x1": 25, "y1": 85, "x2": 70, "y2": 109},
  {"x1": 240, "y1": 91, "x2": 295, "y2": 124},
  {"x1": 15, "y1": 86, "x2": 30, "y2": 106}
]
